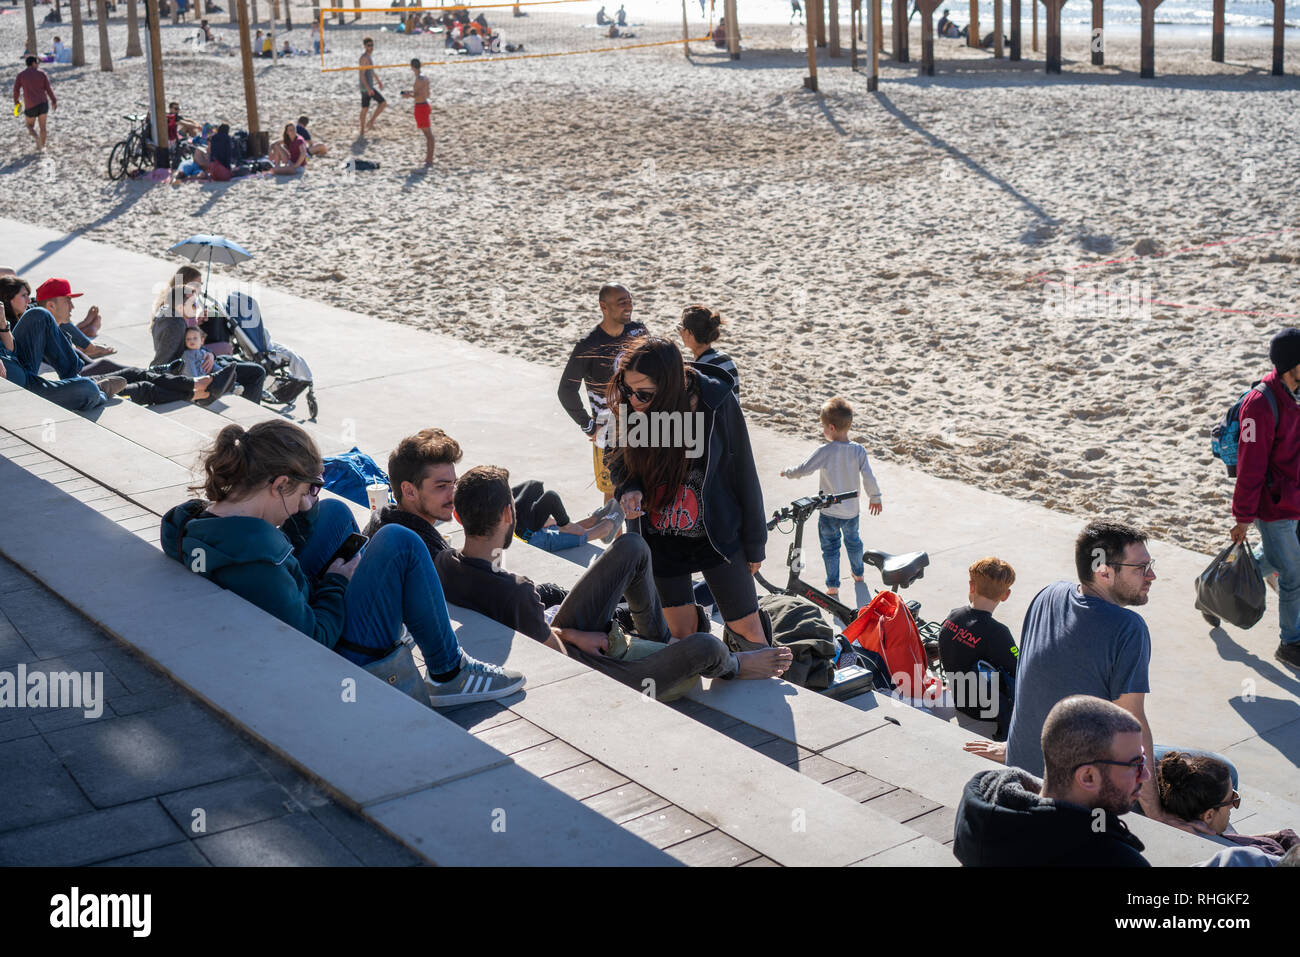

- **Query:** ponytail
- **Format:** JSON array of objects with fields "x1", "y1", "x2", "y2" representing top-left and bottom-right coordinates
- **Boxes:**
[
  {"x1": 195, "y1": 420, "x2": 322, "y2": 502},
  {"x1": 681, "y1": 304, "x2": 725, "y2": 345}
]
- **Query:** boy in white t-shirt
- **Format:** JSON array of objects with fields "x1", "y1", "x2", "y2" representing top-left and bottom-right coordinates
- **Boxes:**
[{"x1": 780, "y1": 396, "x2": 883, "y2": 596}]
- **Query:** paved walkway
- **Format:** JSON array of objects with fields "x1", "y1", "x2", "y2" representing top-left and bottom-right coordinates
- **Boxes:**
[
  {"x1": 1, "y1": 217, "x2": 1295, "y2": 819},
  {"x1": 0, "y1": 555, "x2": 424, "y2": 866}
]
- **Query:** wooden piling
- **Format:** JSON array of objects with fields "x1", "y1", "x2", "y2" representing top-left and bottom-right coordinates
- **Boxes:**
[
  {"x1": 830, "y1": 0, "x2": 841, "y2": 56},
  {"x1": 143, "y1": 0, "x2": 168, "y2": 167},
  {"x1": 867, "y1": 0, "x2": 879, "y2": 87},
  {"x1": 725, "y1": 0, "x2": 739, "y2": 57},
  {"x1": 1010, "y1": 0, "x2": 1020, "y2": 58},
  {"x1": 968, "y1": 0, "x2": 979, "y2": 47},
  {"x1": 125, "y1": 0, "x2": 142, "y2": 56},
  {"x1": 874, "y1": 0, "x2": 883, "y2": 53},
  {"x1": 1043, "y1": 0, "x2": 1063, "y2": 73},
  {"x1": 917, "y1": 0, "x2": 941, "y2": 74},
  {"x1": 70, "y1": 0, "x2": 86, "y2": 65},
  {"x1": 1032, "y1": 0, "x2": 1038, "y2": 52},
  {"x1": 814, "y1": 0, "x2": 826, "y2": 46},
  {"x1": 1211, "y1": 0, "x2": 1224, "y2": 61},
  {"x1": 804, "y1": 0, "x2": 819, "y2": 88},
  {"x1": 96, "y1": 0, "x2": 112, "y2": 69},
  {"x1": 892, "y1": 0, "x2": 908, "y2": 60},
  {"x1": 1273, "y1": 0, "x2": 1284, "y2": 75},
  {"x1": 1090, "y1": 0, "x2": 1102, "y2": 65},
  {"x1": 994, "y1": 0, "x2": 1003, "y2": 57},
  {"x1": 23, "y1": 0, "x2": 37, "y2": 58},
  {"x1": 681, "y1": 0, "x2": 690, "y2": 56},
  {"x1": 1138, "y1": 0, "x2": 1163, "y2": 78},
  {"x1": 236, "y1": 0, "x2": 262, "y2": 148},
  {"x1": 850, "y1": 0, "x2": 857, "y2": 67}
]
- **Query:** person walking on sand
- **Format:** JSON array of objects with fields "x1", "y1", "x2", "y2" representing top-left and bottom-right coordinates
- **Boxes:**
[
  {"x1": 358, "y1": 37, "x2": 386, "y2": 136},
  {"x1": 12, "y1": 56, "x2": 56, "y2": 151},
  {"x1": 400, "y1": 58, "x2": 433, "y2": 166}
]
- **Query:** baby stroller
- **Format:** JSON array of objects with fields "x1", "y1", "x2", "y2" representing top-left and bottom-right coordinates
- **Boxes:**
[{"x1": 223, "y1": 292, "x2": 319, "y2": 420}]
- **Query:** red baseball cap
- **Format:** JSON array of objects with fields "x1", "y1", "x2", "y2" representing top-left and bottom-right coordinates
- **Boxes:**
[{"x1": 34, "y1": 278, "x2": 84, "y2": 301}]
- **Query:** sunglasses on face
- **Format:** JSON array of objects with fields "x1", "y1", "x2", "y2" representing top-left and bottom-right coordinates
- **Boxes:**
[
  {"x1": 619, "y1": 381, "x2": 656, "y2": 404},
  {"x1": 1210, "y1": 789, "x2": 1241, "y2": 811}
]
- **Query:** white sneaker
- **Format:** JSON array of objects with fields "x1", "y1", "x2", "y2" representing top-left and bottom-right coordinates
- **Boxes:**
[{"x1": 425, "y1": 654, "x2": 525, "y2": 708}]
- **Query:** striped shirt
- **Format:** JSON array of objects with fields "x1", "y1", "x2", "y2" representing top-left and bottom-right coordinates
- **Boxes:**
[{"x1": 696, "y1": 347, "x2": 739, "y2": 395}]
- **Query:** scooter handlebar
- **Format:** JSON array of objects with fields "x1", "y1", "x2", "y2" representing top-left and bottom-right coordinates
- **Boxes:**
[{"x1": 766, "y1": 490, "x2": 860, "y2": 529}]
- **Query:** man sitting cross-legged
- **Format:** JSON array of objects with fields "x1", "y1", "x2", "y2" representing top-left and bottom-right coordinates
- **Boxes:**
[{"x1": 434, "y1": 466, "x2": 793, "y2": 699}]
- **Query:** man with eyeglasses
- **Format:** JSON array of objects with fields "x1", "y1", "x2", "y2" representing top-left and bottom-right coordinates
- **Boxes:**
[
  {"x1": 969, "y1": 520, "x2": 1238, "y2": 822},
  {"x1": 557, "y1": 283, "x2": 647, "y2": 507},
  {"x1": 954, "y1": 696, "x2": 1151, "y2": 866},
  {"x1": 1230, "y1": 327, "x2": 1300, "y2": 671}
]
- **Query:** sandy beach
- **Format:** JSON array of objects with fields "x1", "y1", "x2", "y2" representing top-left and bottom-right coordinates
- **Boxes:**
[{"x1": 2, "y1": 5, "x2": 1298, "y2": 556}]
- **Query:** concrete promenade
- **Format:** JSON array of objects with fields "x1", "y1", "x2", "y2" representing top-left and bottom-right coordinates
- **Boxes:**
[{"x1": 1, "y1": 216, "x2": 1294, "y2": 825}]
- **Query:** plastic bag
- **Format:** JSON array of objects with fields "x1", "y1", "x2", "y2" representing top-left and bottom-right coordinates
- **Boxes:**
[{"x1": 1194, "y1": 543, "x2": 1266, "y2": 629}]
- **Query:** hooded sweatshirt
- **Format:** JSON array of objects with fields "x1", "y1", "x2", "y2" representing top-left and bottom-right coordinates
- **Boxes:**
[
  {"x1": 609, "y1": 363, "x2": 766, "y2": 565},
  {"x1": 160, "y1": 499, "x2": 348, "y2": 648},
  {"x1": 953, "y1": 767, "x2": 1149, "y2": 867}
]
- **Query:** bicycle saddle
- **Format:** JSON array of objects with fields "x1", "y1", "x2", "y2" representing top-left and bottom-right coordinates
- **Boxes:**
[{"x1": 862, "y1": 549, "x2": 930, "y2": 588}]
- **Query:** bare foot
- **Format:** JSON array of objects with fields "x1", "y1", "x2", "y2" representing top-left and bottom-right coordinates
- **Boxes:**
[
  {"x1": 83, "y1": 343, "x2": 116, "y2": 359},
  {"x1": 852, "y1": 575, "x2": 864, "y2": 582},
  {"x1": 736, "y1": 646, "x2": 793, "y2": 679},
  {"x1": 827, "y1": 586, "x2": 839, "y2": 597}
]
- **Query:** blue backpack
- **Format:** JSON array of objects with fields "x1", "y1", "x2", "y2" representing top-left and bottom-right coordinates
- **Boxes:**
[
  {"x1": 1211, "y1": 382, "x2": 1278, "y2": 478},
  {"x1": 322, "y1": 448, "x2": 390, "y2": 508}
]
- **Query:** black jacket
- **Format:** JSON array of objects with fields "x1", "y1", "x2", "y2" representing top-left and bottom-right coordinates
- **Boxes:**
[
  {"x1": 610, "y1": 363, "x2": 766, "y2": 564},
  {"x1": 953, "y1": 768, "x2": 1150, "y2": 867},
  {"x1": 363, "y1": 504, "x2": 450, "y2": 557}
]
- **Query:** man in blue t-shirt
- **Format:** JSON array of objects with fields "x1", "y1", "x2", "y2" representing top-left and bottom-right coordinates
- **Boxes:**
[{"x1": 968, "y1": 520, "x2": 1238, "y2": 822}]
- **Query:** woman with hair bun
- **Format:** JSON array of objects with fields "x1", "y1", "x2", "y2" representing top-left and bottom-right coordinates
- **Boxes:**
[
  {"x1": 679, "y1": 304, "x2": 739, "y2": 396},
  {"x1": 1157, "y1": 751, "x2": 1298, "y2": 857},
  {"x1": 160, "y1": 419, "x2": 524, "y2": 707}
]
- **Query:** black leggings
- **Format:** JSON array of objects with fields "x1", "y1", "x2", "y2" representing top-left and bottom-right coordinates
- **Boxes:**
[
  {"x1": 651, "y1": 546, "x2": 759, "y2": 623},
  {"x1": 511, "y1": 480, "x2": 569, "y2": 536}
]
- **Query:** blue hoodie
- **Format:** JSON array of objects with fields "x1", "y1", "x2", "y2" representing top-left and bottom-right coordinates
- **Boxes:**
[{"x1": 160, "y1": 499, "x2": 348, "y2": 648}]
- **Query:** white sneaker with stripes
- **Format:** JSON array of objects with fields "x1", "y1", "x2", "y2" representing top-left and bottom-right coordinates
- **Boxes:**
[{"x1": 425, "y1": 654, "x2": 525, "y2": 708}]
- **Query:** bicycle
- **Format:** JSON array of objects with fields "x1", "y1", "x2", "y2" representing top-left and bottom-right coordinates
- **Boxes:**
[
  {"x1": 107, "y1": 112, "x2": 152, "y2": 181},
  {"x1": 754, "y1": 490, "x2": 944, "y2": 669}
]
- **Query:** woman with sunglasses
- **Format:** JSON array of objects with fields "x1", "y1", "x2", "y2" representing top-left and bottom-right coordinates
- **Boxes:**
[
  {"x1": 1157, "y1": 751, "x2": 1298, "y2": 857},
  {"x1": 161, "y1": 419, "x2": 524, "y2": 708},
  {"x1": 605, "y1": 337, "x2": 773, "y2": 649}
]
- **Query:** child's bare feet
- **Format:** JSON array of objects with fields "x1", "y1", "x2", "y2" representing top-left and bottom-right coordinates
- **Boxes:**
[
  {"x1": 736, "y1": 646, "x2": 793, "y2": 679},
  {"x1": 852, "y1": 575, "x2": 864, "y2": 582},
  {"x1": 827, "y1": 586, "x2": 839, "y2": 597}
]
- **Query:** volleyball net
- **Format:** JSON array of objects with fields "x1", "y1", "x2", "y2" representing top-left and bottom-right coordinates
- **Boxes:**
[{"x1": 318, "y1": 0, "x2": 720, "y2": 71}]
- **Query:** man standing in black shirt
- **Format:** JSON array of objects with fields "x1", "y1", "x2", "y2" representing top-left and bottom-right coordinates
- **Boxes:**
[
  {"x1": 557, "y1": 283, "x2": 647, "y2": 504},
  {"x1": 938, "y1": 557, "x2": 1019, "y2": 740}
]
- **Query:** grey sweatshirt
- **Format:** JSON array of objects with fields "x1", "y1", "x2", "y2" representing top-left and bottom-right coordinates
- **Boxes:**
[{"x1": 784, "y1": 440, "x2": 882, "y2": 518}]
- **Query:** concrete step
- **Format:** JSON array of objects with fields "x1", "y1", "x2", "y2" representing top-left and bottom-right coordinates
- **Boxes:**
[
  {"x1": 154, "y1": 398, "x2": 348, "y2": 456},
  {"x1": 0, "y1": 448, "x2": 671, "y2": 866},
  {"x1": 438, "y1": 602, "x2": 930, "y2": 866},
  {"x1": 490, "y1": 535, "x2": 1245, "y2": 865}
]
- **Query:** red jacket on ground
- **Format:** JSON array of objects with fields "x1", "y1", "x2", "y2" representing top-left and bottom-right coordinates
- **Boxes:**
[{"x1": 1232, "y1": 370, "x2": 1300, "y2": 524}]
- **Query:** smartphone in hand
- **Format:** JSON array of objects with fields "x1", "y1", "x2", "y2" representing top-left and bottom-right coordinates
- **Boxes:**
[{"x1": 323, "y1": 533, "x2": 368, "y2": 576}]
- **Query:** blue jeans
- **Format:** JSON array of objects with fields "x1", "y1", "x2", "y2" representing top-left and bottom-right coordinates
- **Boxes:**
[
  {"x1": 526, "y1": 527, "x2": 585, "y2": 552},
  {"x1": 818, "y1": 513, "x2": 864, "y2": 587},
  {"x1": 1253, "y1": 518, "x2": 1300, "y2": 645},
  {"x1": 24, "y1": 374, "x2": 106, "y2": 411},
  {"x1": 297, "y1": 499, "x2": 463, "y2": 674},
  {"x1": 12, "y1": 308, "x2": 84, "y2": 379}
]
